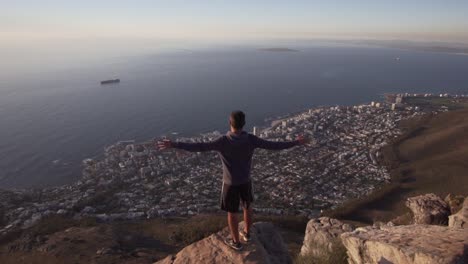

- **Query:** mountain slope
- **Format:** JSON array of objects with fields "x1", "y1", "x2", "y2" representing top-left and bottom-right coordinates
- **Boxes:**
[{"x1": 328, "y1": 108, "x2": 468, "y2": 223}]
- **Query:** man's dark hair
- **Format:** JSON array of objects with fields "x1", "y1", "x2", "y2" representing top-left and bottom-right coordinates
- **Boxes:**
[{"x1": 230, "y1": 111, "x2": 245, "y2": 130}]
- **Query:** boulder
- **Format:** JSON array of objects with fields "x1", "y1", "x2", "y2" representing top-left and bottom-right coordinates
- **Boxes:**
[
  {"x1": 300, "y1": 217, "x2": 353, "y2": 257},
  {"x1": 445, "y1": 194, "x2": 465, "y2": 214},
  {"x1": 449, "y1": 197, "x2": 468, "y2": 229},
  {"x1": 406, "y1": 193, "x2": 450, "y2": 225},
  {"x1": 155, "y1": 222, "x2": 291, "y2": 264},
  {"x1": 390, "y1": 212, "x2": 413, "y2": 225},
  {"x1": 341, "y1": 224, "x2": 468, "y2": 264}
]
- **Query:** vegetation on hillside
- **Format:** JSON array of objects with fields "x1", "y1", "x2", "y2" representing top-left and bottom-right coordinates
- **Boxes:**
[{"x1": 324, "y1": 108, "x2": 468, "y2": 224}]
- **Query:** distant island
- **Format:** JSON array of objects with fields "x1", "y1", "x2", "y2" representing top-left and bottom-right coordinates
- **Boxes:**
[{"x1": 259, "y1": 47, "x2": 300, "y2": 52}]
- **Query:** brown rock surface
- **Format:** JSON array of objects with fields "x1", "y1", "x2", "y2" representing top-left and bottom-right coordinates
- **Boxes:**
[
  {"x1": 341, "y1": 224, "x2": 468, "y2": 264},
  {"x1": 449, "y1": 197, "x2": 468, "y2": 229},
  {"x1": 445, "y1": 194, "x2": 465, "y2": 214},
  {"x1": 300, "y1": 217, "x2": 353, "y2": 257},
  {"x1": 406, "y1": 193, "x2": 450, "y2": 225},
  {"x1": 155, "y1": 222, "x2": 291, "y2": 264}
]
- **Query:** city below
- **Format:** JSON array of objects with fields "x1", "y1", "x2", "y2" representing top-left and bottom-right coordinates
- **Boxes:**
[{"x1": 1, "y1": 93, "x2": 467, "y2": 236}]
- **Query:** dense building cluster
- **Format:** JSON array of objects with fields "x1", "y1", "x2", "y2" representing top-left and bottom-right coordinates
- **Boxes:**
[{"x1": 0, "y1": 100, "x2": 429, "y2": 235}]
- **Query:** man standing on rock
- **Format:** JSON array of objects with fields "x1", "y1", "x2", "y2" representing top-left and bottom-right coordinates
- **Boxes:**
[{"x1": 157, "y1": 111, "x2": 308, "y2": 250}]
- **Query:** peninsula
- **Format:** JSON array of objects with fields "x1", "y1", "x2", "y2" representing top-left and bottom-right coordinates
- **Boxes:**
[
  {"x1": 2, "y1": 93, "x2": 467, "y2": 235},
  {"x1": 1, "y1": 93, "x2": 468, "y2": 263}
]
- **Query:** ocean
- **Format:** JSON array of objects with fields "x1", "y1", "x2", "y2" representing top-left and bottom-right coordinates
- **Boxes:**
[{"x1": 1, "y1": 42, "x2": 468, "y2": 188}]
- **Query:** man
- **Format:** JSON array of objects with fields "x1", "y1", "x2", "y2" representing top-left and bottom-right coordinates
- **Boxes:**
[{"x1": 157, "y1": 111, "x2": 308, "y2": 251}]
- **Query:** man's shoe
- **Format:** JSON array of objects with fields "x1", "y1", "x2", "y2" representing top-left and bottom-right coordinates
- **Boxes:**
[
  {"x1": 239, "y1": 230, "x2": 251, "y2": 242},
  {"x1": 223, "y1": 237, "x2": 243, "y2": 251}
]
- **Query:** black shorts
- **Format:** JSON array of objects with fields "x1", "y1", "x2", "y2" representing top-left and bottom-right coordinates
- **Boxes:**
[{"x1": 220, "y1": 181, "x2": 254, "y2": 213}]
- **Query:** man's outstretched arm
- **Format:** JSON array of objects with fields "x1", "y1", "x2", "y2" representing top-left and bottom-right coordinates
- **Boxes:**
[
  {"x1": 157, "y1": 137, "x2": 224, "y2": 152},
  {"x1": 251, "y1": 134, "x2": 309, "y2": 150}
]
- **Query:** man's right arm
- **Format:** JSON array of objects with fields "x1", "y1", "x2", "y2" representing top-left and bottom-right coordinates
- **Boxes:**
[{"x1": 157, "y1": 137, "x2": 224, "y2": 152}]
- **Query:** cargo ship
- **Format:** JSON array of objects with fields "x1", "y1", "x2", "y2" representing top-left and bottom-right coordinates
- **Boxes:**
[{"x1": 100, "y1": 79, "x2": 120, "y2": 85}]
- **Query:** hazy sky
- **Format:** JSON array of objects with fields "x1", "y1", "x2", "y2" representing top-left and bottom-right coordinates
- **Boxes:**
[{"x1": 2, "y1": 0, "x2": 468, "y2": 43}]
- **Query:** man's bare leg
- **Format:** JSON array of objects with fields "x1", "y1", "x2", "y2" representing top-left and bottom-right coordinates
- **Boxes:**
[
  {"x1": 228, "y1": 212, "x2": 240, "y2": 243},
  {"x1": 243, "y1": 206, "x2": 252, "y2": 234}
]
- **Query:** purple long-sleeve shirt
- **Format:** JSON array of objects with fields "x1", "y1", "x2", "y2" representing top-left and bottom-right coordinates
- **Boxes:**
[{"x1": 172, "y1": 131, "x2": 300, "y2": 185}]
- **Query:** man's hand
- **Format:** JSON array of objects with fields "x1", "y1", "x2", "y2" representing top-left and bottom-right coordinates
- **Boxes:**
[
  {"x1": 296, "y1": 134, "x2": 310, "y2": 145},
  {"x1": 157, "y1": 139, "x2": 173, "y2": 150}
]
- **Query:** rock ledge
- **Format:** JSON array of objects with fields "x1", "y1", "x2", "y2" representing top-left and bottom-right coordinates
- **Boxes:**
[
  {"x1": 341, "y1": 224, "x2": 468, "y2": 264},
  {"x1": 156, "y1": 222, "x2": 291, "y2": 264},
  {"x1": 406, "y1": 193, "x2": 450, "y2": 225}
]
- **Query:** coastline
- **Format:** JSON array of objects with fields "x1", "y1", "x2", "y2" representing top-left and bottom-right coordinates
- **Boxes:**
[
  {"x1": 0, "y1": 98, "x2": 408, "y2": 232},
  {"x1": 1, "y1": 93, "x2": 467, "y2": 237}
]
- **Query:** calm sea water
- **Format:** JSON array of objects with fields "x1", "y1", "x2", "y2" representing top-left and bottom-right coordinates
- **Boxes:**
[{"x1": 1, "y1": 43, "x2": 468, "y2": 188}]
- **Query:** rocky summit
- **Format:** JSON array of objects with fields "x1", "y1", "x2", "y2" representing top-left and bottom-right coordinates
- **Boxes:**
[
  {"x1": 405, "y1": 193, "x2": 451, "y2": 225},
  {"x1": 300, "y1": 217, "x2": 353, "y2": 257},
  {"x1": 156, "y1": 222, "x2": 292, "y2": 264},
  {"x1": 449, "y1": 197, "x2": 468, "y2": 229},
  {"x1": 156, "y1": 222, "x2": 291, "y2": 264},
  {"x1": 341, "y1": 224, "x2": 468, "y2": 264}
]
